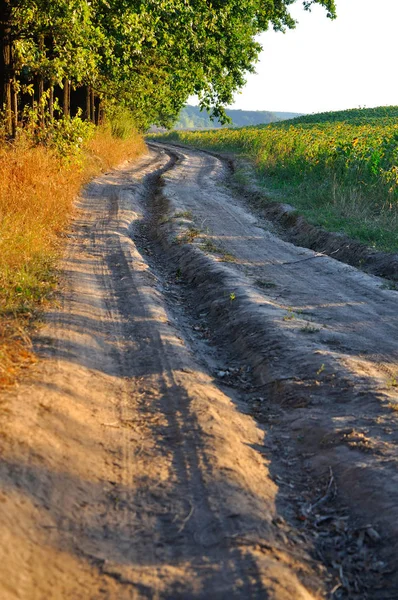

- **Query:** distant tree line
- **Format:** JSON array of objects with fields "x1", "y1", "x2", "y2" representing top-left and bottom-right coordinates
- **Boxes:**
[{"x1": 0, "y1": 0, "x2": 336, "y2": 135}]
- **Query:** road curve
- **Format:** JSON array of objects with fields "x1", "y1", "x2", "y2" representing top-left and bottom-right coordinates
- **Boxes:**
[{"x1": 150, "y1": 141, "x2": 398, "y2": 596}]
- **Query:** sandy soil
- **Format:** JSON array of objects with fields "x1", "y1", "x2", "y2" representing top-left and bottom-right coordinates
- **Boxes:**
[
  {"x1": 0, "y1": 144, "x2": 397, "y2": 599},
  {"x1": 149, "y1": 143, "x2": 398, "y2": 596}
]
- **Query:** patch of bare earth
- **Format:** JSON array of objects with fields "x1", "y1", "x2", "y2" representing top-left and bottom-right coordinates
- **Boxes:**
[
  {"x1": 0, "y1": 151, "x2": 327, "y2": 599},
  {"x1": 145, "y1": 142, "x2": 398, "y2": 598}
]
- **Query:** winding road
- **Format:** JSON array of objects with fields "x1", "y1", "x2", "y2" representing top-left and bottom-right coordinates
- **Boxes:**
[{"x1": 0, "y1": 143, "x2": 397, "y2": 599}]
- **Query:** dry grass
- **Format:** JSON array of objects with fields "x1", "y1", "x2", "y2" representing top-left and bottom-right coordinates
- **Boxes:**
[
  {"x1": 0, "y1": 127, "x2": 146, "y2": 386},
  {"x1": 85, "y1": 127, "x2": 146, "y2": 177}
]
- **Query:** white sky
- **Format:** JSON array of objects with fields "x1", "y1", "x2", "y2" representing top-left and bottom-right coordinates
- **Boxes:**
[{"x1": 227, "y1": 0, "x2": 398, "y2": 114}]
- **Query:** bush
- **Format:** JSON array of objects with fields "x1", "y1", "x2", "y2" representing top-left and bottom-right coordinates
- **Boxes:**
[{"x1": 107, "y1": 106, "x2": 138, "y2": 140}]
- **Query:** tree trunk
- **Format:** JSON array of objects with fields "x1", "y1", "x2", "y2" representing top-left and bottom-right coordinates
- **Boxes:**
[
  {"x1": 90, "y1": 88, "x2": 96, "y2": 124},
  {"x1": 38, "y1": 76, "x2": 44, "y2": 124},
  {"x1": 49, "y1": 85, "x2": 54, "y2": 120},
  {"x1": 83, "y1": 85, "x2": 90, "y2": 121},
  {"x1": 0, "y1": 0, "x2": 13, "y2": 135},
  {"x1": 95, "y1": 97, "x2": 101, "y2": 126},
  {"x1": 63, "y1": 78, "x2": 70, "y2": 117},
  {"x1": 46, "y1": 35, "x2": 54, "y2": 121},
  {"x1": 34, "y1": 74, "x2": 44, "y2": 120},
  {"x1": 37, "y1": 34, "x2": 44, "y2": 125},
  {"x1": 11, "y1": 79, "x2": 17, "y2": 136},
  {"x1": 98, "y1": 101, "x2": 105, "y2": 126}
]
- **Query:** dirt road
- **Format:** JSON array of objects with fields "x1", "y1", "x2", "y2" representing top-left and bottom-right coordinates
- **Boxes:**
[{"x1": 1, "y1": 144, "x2": 397, "y2": 599}]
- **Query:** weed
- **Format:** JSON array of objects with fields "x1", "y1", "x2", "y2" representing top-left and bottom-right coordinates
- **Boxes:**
[
  {"x1": 283, "y1": 308, "x2": 296, "y2": 321},
  {"x1": 201, "y1": 239, "x2": 220, "y2": 253},
  {"x1": 0, "y1": 126, "x2": 146, "y2": 386},
  {"x1": 300, "y1": 322, "x2": 320, "y2": 334},
  {"x1": 107, "y1": 106, "x2": 138, "y2": 140},
  {"x1": 381, "y1": 281, "x2": 398, "y2": 291},
  {"x1": 232, "y1": 168, "x2": 250, "y2": 187},
  {"x1": 316, "y1": 363, "x2": 326, "y2": 376},
  {"x1": 200, "y1": 238, "x2": 236, "y2": 262},
  {"x1": 229, "y1": 292, "x2": 236, "y2": 301},
  {"x1": 173, "y1": 210, "x2": 193, "y2": 219},
  {"x1": 220, "y1": 252, "x2": 236, "y2": 263},
  {"x1": 178, "y1": 227, "x2": 201, "y2": 244}
]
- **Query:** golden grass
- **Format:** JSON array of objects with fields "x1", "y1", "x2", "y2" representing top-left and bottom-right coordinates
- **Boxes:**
[
  {"x1": 85, "y1": 127, "x2": 146, "y2": 175},
  {"x1": 0, "y1": 127, "x2": 146, "y2": 386}
]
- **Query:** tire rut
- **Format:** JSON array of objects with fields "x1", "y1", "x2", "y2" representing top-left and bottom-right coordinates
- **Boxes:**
[{"x1": 94, "y1": 216, "x2": 266, "y2": 597}]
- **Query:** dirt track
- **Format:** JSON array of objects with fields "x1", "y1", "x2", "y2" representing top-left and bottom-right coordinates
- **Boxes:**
[{"x1": 0, "y1": 144, "x2": 397, "y2": 599}]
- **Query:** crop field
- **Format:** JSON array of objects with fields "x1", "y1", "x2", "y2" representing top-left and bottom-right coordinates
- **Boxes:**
[{"x1": 154, "y1": 106, "x2": 398, "y2": 252}]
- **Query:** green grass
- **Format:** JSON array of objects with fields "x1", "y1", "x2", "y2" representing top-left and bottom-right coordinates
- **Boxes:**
[
  {"x1": 282, "y1": 105, "x2": 398, "y2": 126},
  {"x1": 200, "y1": 239, "x2": 236, "y2": 262},
  {"x1": 149, "y1": 106, "x2": 398, "y2": 253}
]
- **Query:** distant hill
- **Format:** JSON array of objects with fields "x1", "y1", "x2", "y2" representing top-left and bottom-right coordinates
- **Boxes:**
[
  {"x1": 174, "y1": 105, "x2": 303, "y2": 129},
  {"x1": 282, "y1": 105, "x2": 398, "y2": 126}
]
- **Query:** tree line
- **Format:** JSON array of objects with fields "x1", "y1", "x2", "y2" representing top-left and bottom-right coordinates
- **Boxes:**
[{"x1": 0, "y1": 0, "x2": 336, "y2": 135}]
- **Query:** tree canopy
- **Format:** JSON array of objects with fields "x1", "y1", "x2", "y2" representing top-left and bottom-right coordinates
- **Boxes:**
[{"x1": 0, "y1": 0, "x2": 337, "y2": 132}]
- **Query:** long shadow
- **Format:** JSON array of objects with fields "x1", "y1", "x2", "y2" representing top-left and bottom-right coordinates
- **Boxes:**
[
  {"x1": 144, "y1": 148, "x2": 398, "y2": 596},
  {"x1": 2, "y1": 323, "x2": 273, "y2": 597}
]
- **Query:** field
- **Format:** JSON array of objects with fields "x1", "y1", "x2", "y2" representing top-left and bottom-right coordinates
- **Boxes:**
[{"x1": 153, "y1": 106, "x2": 398, "y2": 253}]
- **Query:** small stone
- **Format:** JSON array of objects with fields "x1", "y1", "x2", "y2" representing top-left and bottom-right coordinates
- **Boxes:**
[
  {"x1": 217, "y1": 371, "x2": 227, "y2": 378},
  {"x1": 366, "y1": 526, "x2": 381, "y2": 543}
]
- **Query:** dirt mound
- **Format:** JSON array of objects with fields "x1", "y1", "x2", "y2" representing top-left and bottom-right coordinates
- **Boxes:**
[{"x1": 263, "y1": 202, "x2": 398, "y2": 282}]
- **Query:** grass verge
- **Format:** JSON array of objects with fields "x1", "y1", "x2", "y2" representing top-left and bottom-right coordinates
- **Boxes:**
[{"x1": 0, "y1": 126, "x2": 146, "y2": 386}]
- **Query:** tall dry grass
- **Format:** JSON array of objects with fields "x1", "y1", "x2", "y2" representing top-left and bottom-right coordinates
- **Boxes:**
[{"x1": 0, "y1": 127, "x2": 146, "y2": 385}]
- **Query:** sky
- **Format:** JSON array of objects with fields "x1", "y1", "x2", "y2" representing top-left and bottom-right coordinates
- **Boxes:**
[{"x1": 226, "y1": 0, "x2": 398, "y2": 114}]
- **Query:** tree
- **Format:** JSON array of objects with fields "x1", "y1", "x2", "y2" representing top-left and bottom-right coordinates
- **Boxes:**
[
  {"x1": 0, "y1": 0, "x2": 337, "y2": 134},
  {"x1": 0, "y1": 0, "x2": 13, "y2": 134}
]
